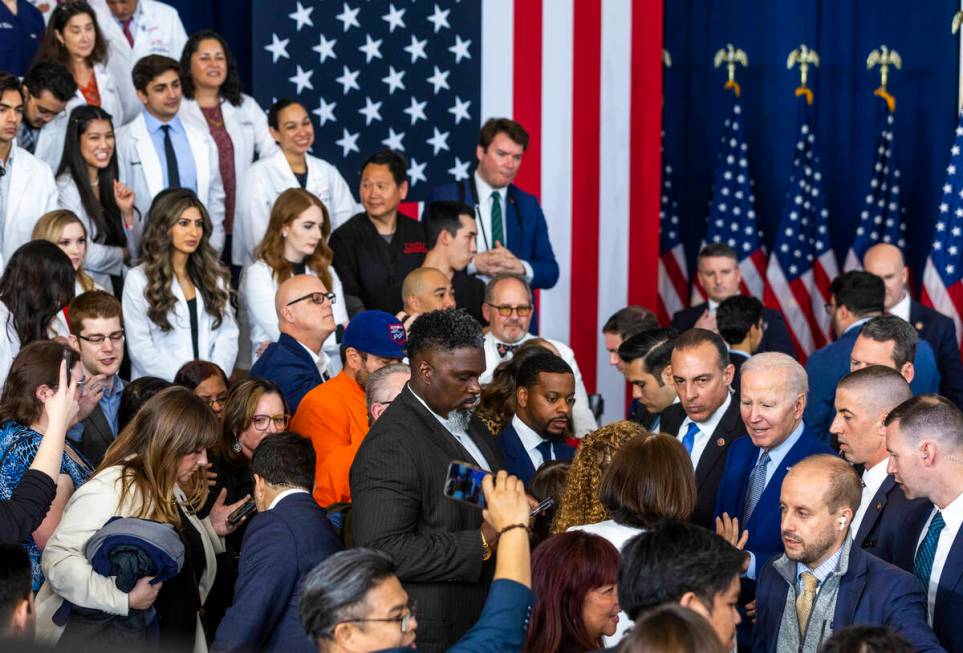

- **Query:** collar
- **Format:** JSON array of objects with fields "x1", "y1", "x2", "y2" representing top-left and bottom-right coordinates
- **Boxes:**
[
  {"x1": 861, "y1": 457, "x2": 889, "y2": 491},
  {"x1": 407, "y1": 384, "x2": 449, "y2": 422},
  {"x1": 842, "y1": 316, "x2": 873, "y2": 337},
  {"x1": 143, "y1": 111, "x2": 183, "y2": 135},
  {"x1": 1, "y1": 141, "x2": 15, "y2": 167},
  {"x1": 268, "y1": 487, "x2": 310, "y2": 511},
  {"x1": 682, "y1": 392, "x2": 732, "y2": 435},
  {"x1": 890, "y1": 292, "x2": 911, "y2": 323},
  {"x1": 511, "y1": 414, "x2": 548, "y2": 454},
  {"x1": 474, "y1": 170, "x2": 507, "y2": 201},
  {"x1": 102, "y1": 375, "x2": 124, "y2": 399},
  {"x1": 115, "y1": 1, "x2": 144, "y2": 25},
  {"x1": 707, "y1": 299, "x2": 720, "y2": 312},
  {"x1": 936, "y1": 489, "x2": 963, "y2": 530},
  {"x1": 728, "y1": 348, "x2": 751, "y2": 360},
  {"x1": 296, "y1": 339, "x2": 331, "y2": 369},
  {"x1": 764, "y1": 421, "x2": 806, "y2": 465},
  {"x1": 796, "y1": 540, "x2": 846, "y2": 585}
]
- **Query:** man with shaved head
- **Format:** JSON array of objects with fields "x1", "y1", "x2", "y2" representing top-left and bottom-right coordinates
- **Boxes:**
[
  {"x1": 250, "y1": 275, "x2": 337, "y2": 412},
  {"x1": 830, "y1": 366, "x2": 927, "y2": 565},
  {"x1": 864, "y1": 243, "x2": 963, "y2": 408},
  {"x1": 754, "y1": 454, "x2": 942, "y2": 653},
  {"x1": 420, "y1": 200, "x2": 485, "y2": 322},
  {"x1": 402, "y1": 268, "x2": 457, "y2": 317}
]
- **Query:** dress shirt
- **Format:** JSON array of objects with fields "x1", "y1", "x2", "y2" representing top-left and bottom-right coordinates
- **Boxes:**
[
  {"x1": 113, "y1": 1, "x2": 141, "y2": 38},
  {"x1": 408, "y1": 385, "x2": 491, "y2": 471},
  {"x1": 890, "y1": 292, "x2": 911, "y2": 323},
  {"x1": 469, "y1": 171, "x2": 533, "y2": 281},
  {"x1": 795, "y1": 542, "x2": 845, "y2": 591},
  {"x1": 760, "y1": 421, "x2": 806, "y2": 486},
  {"x1": 267, "y1": 487, "x2": 310, "y2": 510},
  {"x1": 707, "y1": 298, "x2": 720, "y2": 312},
  {"x1": 143, "y1": 111, "x2": 198, "y2": 192},
  {"x1": 915, "y1": 491, "x2": 963, "y2": 623},
  {"x1": 511, "y1": 414, "x2": 550, "y2": 470},
  {"x1": 678, "y1": 392, "x2": 732, "y2": 470},
  {"x1": 850, "y1": 458, "x2": 889, "y2": 537},
  {"x1": 297, "y1": 340, "x2": 331, "y2": 379},
  {"x1": 843, "y1": 317, "x2": 873, "y2": 337}
]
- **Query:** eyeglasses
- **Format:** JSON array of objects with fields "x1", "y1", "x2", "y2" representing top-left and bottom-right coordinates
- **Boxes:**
[
  {"x1": 286, "y1": 291, "x2": 337, "y2": 307},
  {"x1": 339, "y1": 601, "x2": 417, "y2": 634},
  {"x1": 251, "y1": 413, "x2": 290, "y2": 431},
  {"x1": 77, "y1": 331, "x2": 126, "y2": 345},
  {"x1": 202, "y1": 394, "x2": 228, "y2": 409},
  {"x1": 486, "y1": 303, "x2": 533, "y2": 317}
]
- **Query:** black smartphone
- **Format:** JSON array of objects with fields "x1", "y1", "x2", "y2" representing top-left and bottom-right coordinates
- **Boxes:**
[
  {"x1": 63, "y1": 348, "x2": 77, "y2": 373},
  {"x1": 530, "y1": 496, "x2": 555, "y2": 518},
  {"x1": 228, "y1": 500, "x2": 256, "y2": 526},
  {"x1": 443, "y1": 461, "x2": 489, "y2": 509}
]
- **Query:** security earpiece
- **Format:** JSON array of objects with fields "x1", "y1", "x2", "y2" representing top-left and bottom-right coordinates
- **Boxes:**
[{"x1": 838, "y1": 516, "x2": 848, "y2": 530}]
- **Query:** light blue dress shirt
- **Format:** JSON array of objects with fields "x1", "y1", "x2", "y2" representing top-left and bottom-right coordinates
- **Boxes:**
[{"x1": 143, "y1": 111, "x2": 198, "y2": 193}]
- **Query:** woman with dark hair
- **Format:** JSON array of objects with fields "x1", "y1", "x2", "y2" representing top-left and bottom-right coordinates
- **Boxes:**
[
  {"x1": 0, "y1": 241, "x2": 76, "y2": 386},
  {"x1": 523, "y1": 531, "x2": 621, "y2": 653},
  {"x1": 32, "y1": 210, "x2": 100, "y2": 295},
  {"x1": 116, "y1": 376, "x2": 171, "y2": 433},
  {"x1": 179, "y1": 30, "x2": 276, "y2": 267},
  {"x1": 234, "y1": 98, "x2": 357, "y2": 266},
  {"x1": 174, "y1": 359, "x2": 230, "y2": 421},
  {"x1": 122, "y1": 188, "x2": 238, "y2": 381},
  {"x1": 56, "y1": 104, "x2": 139, "y2": 290},
  {"x1": 240, "y1": 188, "x2": 348, "y2": 368}
]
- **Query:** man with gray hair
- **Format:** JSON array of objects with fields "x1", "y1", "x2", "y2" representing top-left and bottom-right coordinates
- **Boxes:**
[
  {"x1": 753, "y1": 455, "x2": 941, "y2": 653},
  {"x1": 850, "y1": 315, "x2": 939, "y2": 394},
  {"x1": 886, "y1": 395, "x2": 963, "y2": 653},
  {"x1": 365, "y1": 363, "x2": 411, "y2": 425}
]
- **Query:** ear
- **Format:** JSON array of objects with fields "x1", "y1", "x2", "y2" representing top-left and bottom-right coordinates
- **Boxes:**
[
  {"x1": 516, "y1": 386, "x2": 529, "y2": 409},
  {"x1": 481, "y1": 302, "x2": 492, "y2": 322},
  {"x1": 900, "y1": 362, "x2": 915, "y2": 385},
  {"x1": 417, "y1": 358, "x2": 432, "y2": 385},
  {"x1": 332, "y1": 622, "x2": 356, "y2": 649},
  {"x1": 476, "y1": 143, "x2": 485, "y2": 163},
  {"x1": 67, "y1": 334, "x2": 80, "y2": 351},
  {"x1": 268, "y1": 126, "x2": 281, "y2": 144},
  {"x1": 722, "y1": 362, "x2": 735, "y2": 387},
  {"x1": 920, "y1": 440, "x2": 939, "y2": 467},
  {"x1": 398, "y1": 180, "x2": 409, "y2": 201},
  {"x1": 135, "y1": 89, "x2": 148, "y2": 106},
  {"x1": 660, "y1": 365, "x2": 674, "y2": 387},
  {"x1": 370, "y1": 402, "x2": 387, "y2": 422},
  {"x1": 792, "y1": 393, "x2": 807, "y2": 419},
  {"x1": 34, "y1": 384, "x2": 52, "y2": 404},
  {"x1": 11, "y1": 597, "x2": 30, "y2": 634}
]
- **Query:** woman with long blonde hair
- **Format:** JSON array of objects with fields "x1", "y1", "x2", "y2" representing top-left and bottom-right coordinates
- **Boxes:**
[
  {"x1": 37, "y1": 386, "x2": 250, "y2": 652},
  {"x1": 32, "y1": 210, "x2": 100, "y2": 295},
  {"x1": 122, "y1": 188, "x2": 238, "y2": 380}
]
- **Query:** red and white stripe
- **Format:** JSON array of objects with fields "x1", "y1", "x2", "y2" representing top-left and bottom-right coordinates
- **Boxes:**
[
  {"x1": 658, "y1": 243, "x2": 688, "y2": 325},
  {"x1": 690, "y1": 249, "x2": 767, "y2": 305},
  {"x1": 764, "y1": 251, "x2": 837, "y2": 362},
  {"x1": 922, "y1": 257, "x2": 963, "y2": 355}
]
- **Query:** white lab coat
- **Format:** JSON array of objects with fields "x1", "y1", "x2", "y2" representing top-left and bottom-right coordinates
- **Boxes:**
[
  {"x1": 30, "y1": 117, "x2": 68, "y2": 175},
  {"x1": 239, "y1": 259, "x2": 348, "y2": 371},
  {"x1": 116, "y1": 112, "x2": 227, "y2": 252},
  {"x1": 88, "y1": 0, "x2": 188, "y2": 125},
  {"x1": 1, "y1": 144, "x2": 58, "y2": 270},
  {"x1": 0, "y1": 302, "x2": 70, "y2": 387},
  {"x1": 234, "y1": 149, "x2": 359, "y2": 266},
  {"x1": 122, "y1": 264, "x2": 238, "y2": 381}
]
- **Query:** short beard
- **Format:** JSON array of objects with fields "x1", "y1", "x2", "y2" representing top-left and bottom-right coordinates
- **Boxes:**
[
  {"x1": 784, "y1": 527, "x2": 839, "y2": 566},
  {"x1": 446, "y1": 408, "x2": 472, "y2": 432}
]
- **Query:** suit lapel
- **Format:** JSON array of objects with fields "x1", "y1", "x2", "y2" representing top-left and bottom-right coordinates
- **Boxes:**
[
  {"x1": 505, "y1": 186, "x2": 521, "y2": 251},
  {"x1": 834, "y1": 547, "x2": 867, "y2": 628},
  {"x1": 694, "y1": 397, "x2": 739, "y2": 491},
  {"x1": 934, "y1": 529, "x2": 963, "y2": 626},
  {"x1": 401, "y1": 388, "x2": 488, "y2": 467},
  {"x1": 853, "y1": 475, "x2": 893, "y2": 546},
  {"x1": 497, "y1": 425, "x2": 530, "y2": 479},
  {"x1": 748, "y1": 432, "x2": 812, "y2": 531}
]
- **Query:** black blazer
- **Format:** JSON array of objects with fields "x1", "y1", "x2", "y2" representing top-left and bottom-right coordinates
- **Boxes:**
[
  {"x1": 659, "y1": 396, "x2": 746, "y2": 529},
  {"x1": 76, "y1": 404, "x2": 116, "y2": 468},
  {"x1": 671, "y1": 303, "x2": 795, "y2": 356},
  {"x1": 350, "y1": 385, "x2": 505, "y2": 653},
  {"x1": 910, "y1": 300, "x2": 963, "y2": 409},
  {"x1": 853, "y1": 474, "x2": 931, "y2": 568}
]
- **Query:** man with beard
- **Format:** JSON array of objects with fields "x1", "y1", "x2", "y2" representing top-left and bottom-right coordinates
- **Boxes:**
[
  {"x1": 754, "y1": 455, "x2": 941, "y2": 653},
  {"x1": 497, "y1": 351, "x2": 577, "y2": 486},
  {"x1": 350, "y1": 309, "x2": 504, "y2": 653}
]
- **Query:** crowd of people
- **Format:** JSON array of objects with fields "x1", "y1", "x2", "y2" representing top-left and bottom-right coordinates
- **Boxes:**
[{"x1": 0, "y1": 1, "x2": 962, "y2": 653}]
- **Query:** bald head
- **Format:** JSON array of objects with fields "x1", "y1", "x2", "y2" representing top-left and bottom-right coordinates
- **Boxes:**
[
  {"x1": 276, "y1": 274, "x2": 326, "y2": 314},
  {"x1": 275, "y1": 274, "x2": 335, "y2": 351},
  {"x1": 789, "y1": 455, "x2": 862, "y2": 514},
  {"x1": 863, "y1": 243, "x2": 908, "y2": 311},
  {"x1": 402, "y1": 267, "x2": 456, "y2": 315}
]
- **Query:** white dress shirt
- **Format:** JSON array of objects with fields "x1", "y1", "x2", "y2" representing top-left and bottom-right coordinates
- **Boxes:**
[
  {"x1": 297, "y1": 341, "x2": 332, "y2": 379},
  {"x1": 409, "y1": 386, "x2": 491, "y2": 471},
  {"x1": 916, "y1": 490, "x2": 963, "y2": 623},
  {"x1": 511, "y1": 415, "x2": 550, "y2": 470},
  {"x1": 677, "y1": 393, "x2": 732, "y2": 469},
  {"x1": 850, "y1": 458, "x2": 890, "y2": 537},
  {"x1": 470, "y1": 171, "x2": 534, "y2": 281},
  {"x1": 268, "y1": 487, "x2": 310, "y2": 510},
  {"x1": 890, "y1": 291, "x2": 911, "y2": 323}
]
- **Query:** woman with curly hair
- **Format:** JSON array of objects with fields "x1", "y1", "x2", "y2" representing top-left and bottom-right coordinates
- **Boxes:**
[
  {"x1": 551, "y1": 420, "x2": 647, "y2": 534},
  {"x1": 122, "y1": 188, "x2": 238, "y2": 381},
  {"x1": 475, "y1": 338, "x2": 557, "y2": 436}
]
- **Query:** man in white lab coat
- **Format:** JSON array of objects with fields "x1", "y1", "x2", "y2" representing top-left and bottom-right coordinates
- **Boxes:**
[{"x1": 16, "y1": 61, "x2": 76, "y2": 172}]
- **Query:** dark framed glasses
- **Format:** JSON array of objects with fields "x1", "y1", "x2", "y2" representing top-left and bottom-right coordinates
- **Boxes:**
[{"x1": 286, "y1": 291, "x2": 337, "y2": 307}]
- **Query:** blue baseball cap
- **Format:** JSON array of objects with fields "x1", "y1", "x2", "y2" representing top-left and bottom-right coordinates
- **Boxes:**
[{"x1": 342, "y1": 310, "x2": 407, "y2": 359}]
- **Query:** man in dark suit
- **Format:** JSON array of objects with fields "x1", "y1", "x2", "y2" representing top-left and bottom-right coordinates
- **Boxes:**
[
  {"x1": 249, "y1": 275, "x2": 336, "y2": 413},
  {"x1": 212, "y1": 433, "x2": 343, "y2": 653},
  {"x1": 350, "y1": 309, "x2": 505, "y2": 653},
  {"x1": 885, "y1": 395, "x2": 963, "y2": 653},
  {"x1": 864, "y1": 243, "x2": 963, "y2": 409},
  {"x1": 617, "y1": 328, "x2": 677, "y2": 431},
  {"x1": 429, "y1": 118, "x2": 559, "y2": 292},
  {"x1": 498, "y1": 351, "x2": 576, "y2": 485},
  {"x1": 753, "y1": 455, "x2": 942, "y2": 653},
  {"x1": 660, "y1": 329, "x2": 745, "y2": 528},
  {"x1": 670, "y1": 243, "x2": 794, "y2": 356},
  {"x1": 851, "y1": 316, "x2": 940, "y2": 394},
  {"x1": 830, "y1": 367, "x2": 930, "y2": 566},
  {"x1": 717, "y1": 295, "x2": 765, "y2": 392}
]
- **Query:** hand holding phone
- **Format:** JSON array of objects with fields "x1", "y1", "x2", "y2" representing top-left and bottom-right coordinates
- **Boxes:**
[
  {"x1": 228, "y1": 499, "x2": 256, "y2": 526},
  {"x1": 443, "y1": 461, "x2": 489, "y2": 508}
]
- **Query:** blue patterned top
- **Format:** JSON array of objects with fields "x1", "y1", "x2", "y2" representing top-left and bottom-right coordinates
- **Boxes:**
[{"x1": 0, "y1": 419, "x2": 92, "y2": 591}]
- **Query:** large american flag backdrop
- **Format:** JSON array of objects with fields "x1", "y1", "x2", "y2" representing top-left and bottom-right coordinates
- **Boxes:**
[{"x1": 251, "y1": 0, "x2": 664, "y2": 422}]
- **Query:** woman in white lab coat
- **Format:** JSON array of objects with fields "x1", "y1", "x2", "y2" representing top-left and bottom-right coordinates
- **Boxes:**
[
  {"x1": 234, "y1": 99, "x2": 359, "y2": 267},
  {"x1": 179, "y1": 30, "x2": 277, "y2": 269},
  {"x1": 31, "y1": 210, "x2": 105, "y2": 297},
  {"x1": 123, "y1": 188, "x2": 238, "y2": 381},
  {"x1": 240, "y1": 188, "x2": 348, "y2": 370}
]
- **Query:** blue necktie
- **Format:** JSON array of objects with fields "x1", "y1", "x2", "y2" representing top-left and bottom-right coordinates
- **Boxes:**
[
  {"x1": 913, "y1": 512, "x2": 946, "y2": 589},
  {"x1": 682, "y1": 422, "x2": 699, "y2": 455},
  {"x1": 536, "y1": 440, "x2": 554, "y2": 464},
  {"x1": 743, "y1": 451, "x2": 770, "y2": 522}
]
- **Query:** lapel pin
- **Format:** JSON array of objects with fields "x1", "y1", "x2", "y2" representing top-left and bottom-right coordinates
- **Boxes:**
[
  {"x1": 875, "y1": 501, "x2": 882, "y2": 510},
  {"x1": 717, "y1": 437, "x2": 726, "y2": 447},
  {"x1": 915, "y1": 321, "x2": 924, "y2": 331}
]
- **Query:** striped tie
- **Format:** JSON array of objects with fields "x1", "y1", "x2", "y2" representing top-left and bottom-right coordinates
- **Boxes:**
[
  {"x1": 743, "y1": 451, "x2": 770, "y2": 522},
  {"x1": 913, "y1": 511, "x2": 945, "y2": 589},
  {"x1": 490, "y1": 190, "x2": 504, "y2": 246}
]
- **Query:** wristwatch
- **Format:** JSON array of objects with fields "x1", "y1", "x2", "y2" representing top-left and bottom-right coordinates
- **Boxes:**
[{"x1": 481, "y1": 530, "x2": 493, "y2": 561}]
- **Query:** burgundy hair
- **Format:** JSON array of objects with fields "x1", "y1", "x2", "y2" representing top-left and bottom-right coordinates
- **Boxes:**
[{"x1": 523, "y1": 531, "x2": 621, "y2": 653}]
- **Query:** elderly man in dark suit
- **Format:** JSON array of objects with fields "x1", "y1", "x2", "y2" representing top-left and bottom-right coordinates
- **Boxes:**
[{"x1": 350, "y1": 309, "x2": 504, "y2": 653}]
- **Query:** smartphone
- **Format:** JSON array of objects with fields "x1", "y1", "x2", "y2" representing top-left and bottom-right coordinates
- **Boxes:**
[
  {"x1": 443, "y1": 461, "x2": 489, "y2": 509},
  {"x1": 530, "y1": 496, "x2": 555, "y2": 518},
  {"x1": 228, "y1": 499, "x2": 257, "y2": 526}
]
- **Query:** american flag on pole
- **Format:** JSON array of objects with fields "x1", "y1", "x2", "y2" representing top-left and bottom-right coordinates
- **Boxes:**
[
  {"x1": 692, "y1": 89, "x2": 766, "y2": 304},
  {"x1": 844, "y1": 98, "x2": 907, "y2": 271},
  {"x1": 657, "y1": 132, "x2": 688, "y2": 325},
  {"x1": 921, "y1": 110, "x2": 963, "y2": 359},
  {"x1": 251, "y1": 1, "x2": 664, "y2": 423},
  {"x1": 764, "y1": 96, "x2": 838, "y2": 360}
]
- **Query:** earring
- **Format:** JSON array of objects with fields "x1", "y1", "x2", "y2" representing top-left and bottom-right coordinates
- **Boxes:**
[{"x1": 232, "y1": 438, "x2": 241, "y2": 454}]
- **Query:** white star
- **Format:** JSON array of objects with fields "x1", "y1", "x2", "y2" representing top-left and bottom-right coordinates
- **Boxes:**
[
  {"x1": 448, "y1": 96, "x2": 471, "y2": 124},
  {"x1": 404, "y1": 35, "x2": 428, "y2": 64},
  {"x1": 335, "y1": 128, "x2": 359, "y2": 156},
  {"x1": 949, "y1": 164, "x2": 957, "y2": 176},
  {"x1": 382, "y1": 3, "x2": 406, "y2": 32},
  {"x1": 427, "y1": 127, "x2": 450, "y2": 155},
  {"x1": 265, "y1": 33, "x2": 290, "y2": 63},
  {"x1": 312, "y1": 33, "x2": 337, "y2": 63},
  {"x1": 426, "y1": 66, "x2": 450, "y2": 94},
  {"x1": 288, "y1": 1, "x2": 314, "y2": 31},
  {"x1": 358, "y1": 96, "x2": 383, "y2": 126},
  {"x1": 335, "y1": 65, "x2": 360, "y2": 94},
  {"x1": 381, "y1": 66, "x2": 406, "y2": 95},
  {"x1": 403, "y1": 97, "x2": 428, "y2": 125},
  {"x1": 427, "y1": 3, "x2": 451, "y2": 33},
  {"x1": 953, "y1": 145, "x2": 960, "y2": 156},
  {"x1": 408, "y1": 158, "x2": 428, "y2": 186},
  {"x1": 288, "y1": 65, "x2": 314, "y2": 93},
  {"x1": 382, "y1": 128, "x2": 405, "y2": 151},
  {"x1": 448, "y1": 35, "x2": 472, "y2": 63},
  {"x1": 312, "y1": 97, "x2": 336, "y2": 126},
  {"x1": 335, "y1": 3, "x2": 360, "y2": 32},
  {"x1": 359, "y1": 34, "x2": 383, "y2": 63},
  {"x1": 448, "y1": 157, "x2": 470, "y2": 181}
]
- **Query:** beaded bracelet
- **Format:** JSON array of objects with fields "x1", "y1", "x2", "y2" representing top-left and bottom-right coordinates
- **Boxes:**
[{"x1": 498, "y1": 523, "x2": 528, "y2": 536}]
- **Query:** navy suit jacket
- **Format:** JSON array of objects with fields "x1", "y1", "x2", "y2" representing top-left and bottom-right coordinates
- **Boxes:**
[
  {"x1": 753, "y1": 543, "x2": 944, "y2": 653},
  {"x1": 911, "y1": 299, "x2": 963, "y2": 409},
  {"x1": 249, "y1": 333, "x2": 323, "y2": 414},
  {"x1": 804, "y1": 325, "x2": 941, "y2": 440},
  {"x1": 852, "y1": 474, "x2": 931, "y2": 568},
  {"x1": 671, "y1": 303, "x2": 795, "y2": 357},
  {"x1": 498, "y1": 422, "x2": 576, "y2": 486},
  {"x1": 429, "y1": 178, "x2": 559, "y2": 290},
  {"x1": 211, "y1": 492, "x2": 343, "y2": 653}
]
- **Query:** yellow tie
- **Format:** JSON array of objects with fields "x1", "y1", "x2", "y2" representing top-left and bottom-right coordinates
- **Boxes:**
[{"x1": 795, "y1": 571, "x2": 819, "y2": 635}]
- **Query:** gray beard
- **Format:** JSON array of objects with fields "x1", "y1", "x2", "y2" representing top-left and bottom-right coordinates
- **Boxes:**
[{"x1": 446, "y1": 408, "x2": 472, "y2": 432}]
